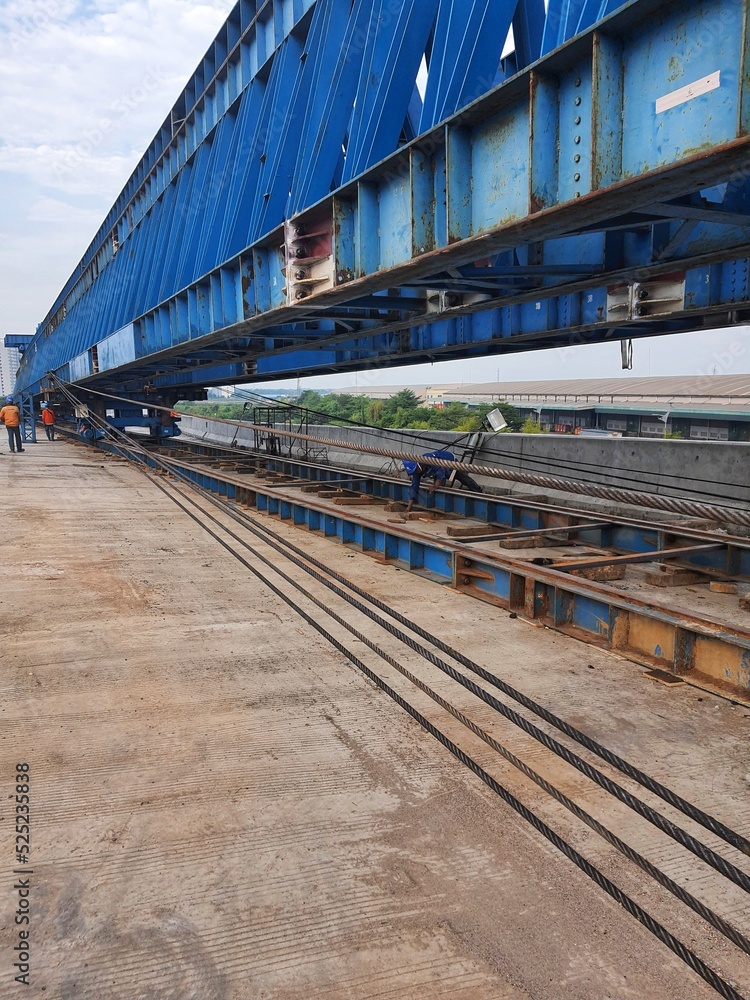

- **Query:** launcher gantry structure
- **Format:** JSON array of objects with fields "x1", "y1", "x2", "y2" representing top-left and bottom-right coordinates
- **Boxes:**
[{"x1": 12, "y1": 0, "x2": 750, "y2": 429}]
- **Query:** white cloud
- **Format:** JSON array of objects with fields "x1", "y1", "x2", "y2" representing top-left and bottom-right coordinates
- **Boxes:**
[
  {"x1": 0, "y1": 0, "x2": 232, "y2": 330},
  {"x1": 25, "y1": 195, "x2": 102, "y2": 225}
]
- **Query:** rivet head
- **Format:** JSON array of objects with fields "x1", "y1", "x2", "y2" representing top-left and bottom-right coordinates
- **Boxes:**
[
  {"x1": 575, "y1": 96, "x2": 582, "y2": 106},
  {"x1": 574, "y1": 135, "x2": 581, "y2": 144},
  {"x1": 574, "y1": 173, "x2": 581, "y2": 181},
  {"x1": 574, "y1": 154, "x2": 581, "y2": 163},
  {"x1": 574, "y1": 192, "x2": 581, "y2": 199},
  {"x1": 574, "y1": 78, "x2": 581, "y2": 87},
  {"x1": 574, "y1": 116, "x2": 581, "y2": 125}
]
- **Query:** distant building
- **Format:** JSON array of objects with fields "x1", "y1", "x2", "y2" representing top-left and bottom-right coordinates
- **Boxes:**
[
  {"x1": 322, "y1": 375, "x2": 750, "y2": 440},
  {"x1": 442, "y1": 375, "x2": 750, "y2": 440},
  {"x1": 0, "y1": 346, "x2": 20, "y2": 396},
  {"x1": 340, "y1": 384, "x2": 428, "y2": 401}
]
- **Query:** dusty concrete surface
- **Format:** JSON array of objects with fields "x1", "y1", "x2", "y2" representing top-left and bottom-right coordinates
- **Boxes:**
[{"x1": 1, "y1": 438, "x2": 749, "y2": 999}]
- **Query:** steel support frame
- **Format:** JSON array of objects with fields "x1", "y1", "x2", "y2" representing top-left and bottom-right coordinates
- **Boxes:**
[
  {"x1": 17, "y1": 394, "x2": 37, "y2": 445},
  {"x1": 15, "y1": 0, "x2": 750, "y2": 399},
  {"x1": 167, "y1": 440, "x2": 750, "y2": 578}
]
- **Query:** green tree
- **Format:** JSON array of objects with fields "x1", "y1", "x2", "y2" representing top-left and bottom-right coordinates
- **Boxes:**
[
  {"x1": 365, "y1": 399, "x2": 384, "y2": 424},
  {"x1": 381, "y1": 389, "x2": 421, "y2": 424},
  {"x1": 521, "y1": 416, "x2": 544, "y2": 433}
]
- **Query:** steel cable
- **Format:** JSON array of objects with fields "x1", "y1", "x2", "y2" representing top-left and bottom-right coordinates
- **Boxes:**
[
  {"x1": 51, "y1": 387, "x2": 749, "y2": 997},
  {"x1": 212, "y1": 485, "x2": 750, "y2": 857},
  {"x1": 50, "y1": 374, "x2": 750, "y2": 859},
  {"x1": 77, "y1": 411, "x2": 750, "y2": 897},
  {"x1": 152, "y1": 467, "x2": 750, "y2": 894},
  {"x1": 174, "y1": 413, "x2": 750, "y2": 524},
  {"x1": 49, "y1": 377, "x2": 750, "y2": 523},
  {"x1": 148, "y1": 470, "x2": 750, "y2": 957},
  {"x1": 232, "y1": 388, "x2": 747, "y2": 503},
  {"x1": 148, "y1": 479, "x2": 749, "y2": 1000}
]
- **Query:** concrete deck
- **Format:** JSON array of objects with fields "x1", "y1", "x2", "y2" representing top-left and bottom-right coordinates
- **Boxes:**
[{"x1": 1, "y1": 438, "x2": 749, "y2": 999}]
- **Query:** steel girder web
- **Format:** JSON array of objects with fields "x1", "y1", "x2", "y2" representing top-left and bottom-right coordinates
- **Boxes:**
[{"x1": 132, "y1": 1, "x2": 750, "y2": 390}]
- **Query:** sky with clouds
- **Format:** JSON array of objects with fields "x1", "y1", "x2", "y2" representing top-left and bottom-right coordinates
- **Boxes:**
[{"x1": 1, "y1": 0, "x2": 748, "y2": 392}]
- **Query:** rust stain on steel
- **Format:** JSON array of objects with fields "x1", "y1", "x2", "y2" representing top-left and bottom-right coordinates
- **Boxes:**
[{"x1": 529, "y1": 193, "x2": 545, "y2": 215}]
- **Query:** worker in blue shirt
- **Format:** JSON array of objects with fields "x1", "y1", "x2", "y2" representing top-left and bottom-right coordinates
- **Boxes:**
[{"x1": 403, "y1": 450, "x2": 482, "y2": 512}]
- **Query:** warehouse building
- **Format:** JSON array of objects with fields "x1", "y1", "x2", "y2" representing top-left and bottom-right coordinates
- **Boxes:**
[{"x1": 441, "y1": 375, "x2": 750, "y2": 440}]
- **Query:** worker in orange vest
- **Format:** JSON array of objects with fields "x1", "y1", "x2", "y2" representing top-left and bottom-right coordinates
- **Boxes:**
[
  {"x1": 40, "y1": 402, "x2": 56, "y2": 440},
  {"x1": 0, "y1": 397, "x2": 24, "y2": 453}
]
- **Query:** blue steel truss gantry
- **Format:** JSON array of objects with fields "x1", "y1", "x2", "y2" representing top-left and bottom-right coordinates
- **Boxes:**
[{"x1": 13, "y1": 0, "x2": 750, "y2": 405}]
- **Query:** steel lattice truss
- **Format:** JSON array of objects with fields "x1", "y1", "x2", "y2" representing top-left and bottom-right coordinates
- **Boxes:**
[{"x1": 14, "y1": 0, "x2": 750, "y2": 400}]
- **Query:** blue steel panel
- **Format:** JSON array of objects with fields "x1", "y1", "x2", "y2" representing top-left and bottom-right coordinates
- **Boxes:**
[
  {"x1": 378, "y1": 171, "x2": 413, "y2": 268},
  {"x1": 621, "y1": 4, "x2": 744, "y2": 176},
  {"x1": 419, "y1": 0, "x2": 517, "y2": 131},
  {"x1": 568, "y1": 592, "x2": 612, "y2": 637},
  {"x1": 512, "y1": 0, "x2": 545, "y2": 69},
  {"x1": 557, "y1": 59, "x2": 593, "y2": 201},
  {"x1": 288, "y1": 0, "x2": 371, "y2": 214},
  {"x1": 247, "y1": 34, "x2": 308, "y2": 242},
  {"x1": 471, "y1": 103, "x2": 530, "y2": 232},
  {"x1": 98, "y1": 325, "x2": 137, "y2": 371},
  {"x1": 341, "y1": 0, "x2": 439, "y2": 183},
  {"x1": 69, "y1": 352, "x2": 93, "y2": 382}
]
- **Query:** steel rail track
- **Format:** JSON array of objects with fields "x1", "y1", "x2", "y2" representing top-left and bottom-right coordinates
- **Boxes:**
[
  {"x1": 173, "y1": 412, "x2": 750, "y2": 526},
  {"x1": 153, "y1": 441, "x2": 750, "y2": 844},
  {"x1": 52, "y1": 384, "x2": 750, "y2": 998},
  {"x1": 162, "y1": 434, "x2": 750, "y2": 552}
]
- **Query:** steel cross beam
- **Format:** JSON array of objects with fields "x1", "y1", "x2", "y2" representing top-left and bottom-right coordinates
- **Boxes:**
[{"x1": 14, "y1": 0, "x2": 750, "y2": 398}]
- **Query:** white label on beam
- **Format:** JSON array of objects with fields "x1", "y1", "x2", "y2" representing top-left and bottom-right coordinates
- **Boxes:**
[{"x1": 656, "y1": 71, "x2": 720, "y2": 114}]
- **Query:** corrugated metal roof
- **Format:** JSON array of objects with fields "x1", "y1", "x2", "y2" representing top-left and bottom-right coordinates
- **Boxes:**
[{"x1": 442, "y1": 374, "x2": 750, "y2": 405}]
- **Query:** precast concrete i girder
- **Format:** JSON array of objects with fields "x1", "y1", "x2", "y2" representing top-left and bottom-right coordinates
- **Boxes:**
[{"x1": 14, "y1": 0, "x2": 750, "y2": 399}]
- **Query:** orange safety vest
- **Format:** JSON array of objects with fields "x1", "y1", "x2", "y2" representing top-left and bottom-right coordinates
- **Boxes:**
[
  {"x1": 0, "y1": 405, "x2": 20, "y2": 427},
  {"x1": 41, "y1": 408, "x2": 55, "y2": 425}
]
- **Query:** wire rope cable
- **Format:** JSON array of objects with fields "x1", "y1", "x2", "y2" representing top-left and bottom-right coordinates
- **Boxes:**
[{"x1": 49, "y1": 379, "x2": 750, "y2": 998}]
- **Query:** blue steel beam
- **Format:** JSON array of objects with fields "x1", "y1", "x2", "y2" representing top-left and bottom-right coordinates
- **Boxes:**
[
  {"x1": 419, "y1": 0, "x2": 515, "y2": 131},
  {"x1": 83, "y1": 251, "x2": 750, "y2": 394},
  {"x1": 213, "y1": 445, "x2": 750, "y2": 580},
  {"x1": 14, "y1": 0, "x2": 750, "y2": 399}
]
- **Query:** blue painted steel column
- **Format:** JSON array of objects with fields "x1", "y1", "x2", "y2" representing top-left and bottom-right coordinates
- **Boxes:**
[{"x1": 19, "y1": 393, "x2": 37, "y2": 445}]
